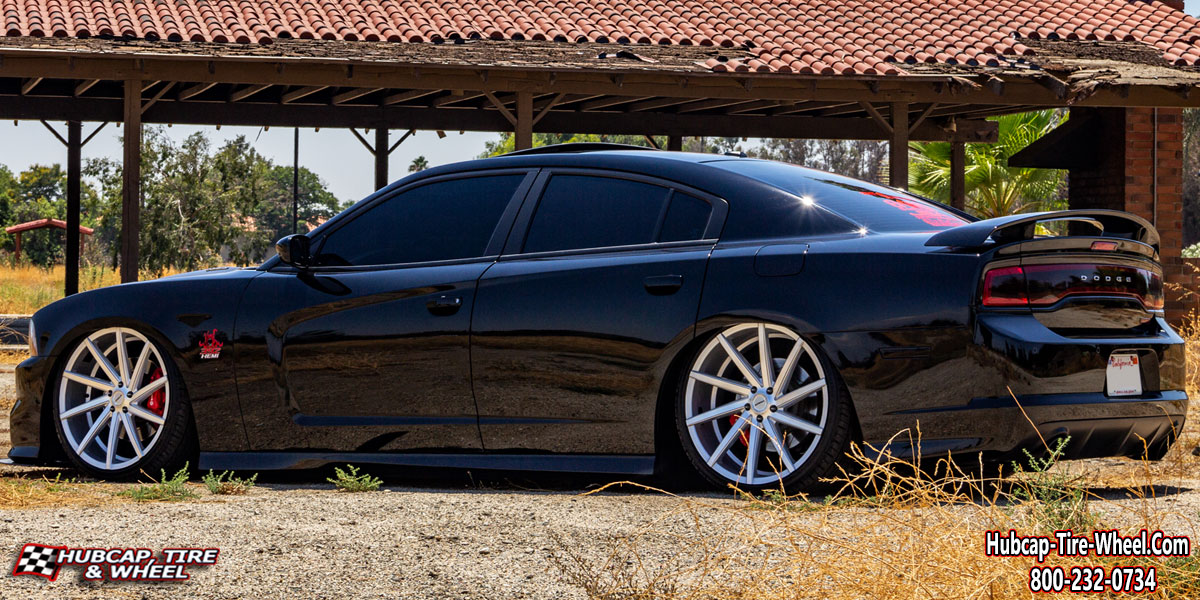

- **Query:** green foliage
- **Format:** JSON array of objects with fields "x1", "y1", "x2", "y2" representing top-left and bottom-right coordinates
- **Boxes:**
[
  {"x1": 750, "y1": 139, "x2": 888, "y2": 183},
  {"x1": 201, "y1": 470, "x2": 258, "y2": 495},
  {"x1": 1008, "y1": 437, "x2": 1099, "y2": 534},
  {"x1": 0, "y1": 163, "x2": 101, "y2": 267},
  {"x1": 1183, "y1": 242, "x2": 1200, "y2": 258},
  {"x1": 326, "y1": 464, "x2": 383, "y2": 492},
  {"x1": 84, "y1": 127, "x2": 342, "y2": 273},
  {"x1": 408, "y1": 155, "x2": 430, "y2": 173},
  {"x1": 118, "y1": 464, "x2": 198, "y2": 502},
  {"x1": 479, "y1": 133, "x2": 751, "y2": 158},
  {"x1": 910, "y1": 110, "x2": 1068, "y2": 218}
]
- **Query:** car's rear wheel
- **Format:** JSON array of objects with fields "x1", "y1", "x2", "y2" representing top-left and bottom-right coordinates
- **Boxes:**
[
  {"x1": 53, "y1": 327, "x2": 194, "y2": 480},
  {"x1": 676, "y1": 323, "x2": 852, "y2": 492}
]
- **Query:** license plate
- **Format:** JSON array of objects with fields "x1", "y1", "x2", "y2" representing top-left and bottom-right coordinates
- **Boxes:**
[{"x1": 1106, "y1": 352, "x2": 1142, "y2": 397}]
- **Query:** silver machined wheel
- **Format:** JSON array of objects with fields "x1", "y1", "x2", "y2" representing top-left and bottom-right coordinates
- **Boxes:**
[
  {"x1": 684, "y1": 323, "x2": 829, "y2": 486},
  {"x1": 58, "y1": 327, "x2": 171, "y2": 471}
]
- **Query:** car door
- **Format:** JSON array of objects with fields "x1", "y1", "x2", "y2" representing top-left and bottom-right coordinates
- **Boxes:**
[
  {"x1": 471, "y1": 170, "x2": 727, "y2": 454},
  {"x1": 234, "y1": 170, "x2": 535, "y2": 452}
]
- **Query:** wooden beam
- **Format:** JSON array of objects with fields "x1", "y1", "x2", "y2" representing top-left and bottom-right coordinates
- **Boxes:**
[
  {"x1": 0, "y1": 95, "x2": 997, "y2": 141},
  {"x1": 374, "y1": 127, "x2": 388, "y2": 190},
  {"x1": 121, "y1": 79, "x2": 141, "y2": 283},
  {"x1": 890, "y1": 102, "x2": 909, "y2": 190},
  {"x1": 626, "y1": 97, "x2": 694, "y2": 112},
  {"x1": 73, "y1": 79, "x2": 99, "y2": 97},
  {"x1": 908, "y1": 103, "x2": 938, "y2": 135},
  {"x1": 725, "y1": 100, "x2": 783, "y2": 115},
  {"x1": 642, "y1": 135, "x2": 660, "y2": 149},
  {"x1": 281, "y1": 85, "x2": 326, "y2": 104},
  {"x1": 667, "y1": 135, "x2": 683, "y2": 151},
  {"x1": 532, "y1": 92, "x2": 565, "y2": 124},
  {"x1": 950, "y1": 140, "x2": 966, "y2": 211},
  {"x1": 65, "y1": 120, "x2": 81, "y2": 296},
  {"x1": 515, "y1": 91, "x2": 533, "y2": 150},
  {"x1": 141, "y1": 82, "x2": 174, "y2": 114},
  {"x1": 230, "y1": 84, "x2": 271, "y2": 102},
  {"x1": 579, "y1": 96, "x2": 648, "y2": 111},
  {"x1": 860, "y1": 101, "x2": 892, "y2": 133},
  {"x1": 382, "y1": 89, "x2": 437, "y2": 105},
  {"x1": 39, "y1": 120, "x2": 68, "y2": 146},
  {"x1": 332, "y1": 87, "x2": 381, "y2": 105},
  {"x1": 483, "y1": 91, "x2": 517, "y2": 125},
  {"x1": 388, "y1": 128, "x2": 416, "y2": 153},
  {"x1": 675, "y1": 98, "x2": 755, "y2": 113},
  {"x1": 433, "y1": 91, "x2": 485, "y2": 107},
  {"x1": 349, "y1": 128, "x2": 375, "y2": 153},
  {"x1": 177, "y1": 81, "x2": 217, "y2": 100},
  {"x1": 20, "y1": 77, "x2": 41, "y2": 95}
]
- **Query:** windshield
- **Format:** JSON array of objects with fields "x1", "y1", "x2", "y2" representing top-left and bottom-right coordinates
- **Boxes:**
[{"x1": 709, "y1": 160, "x2": 969, "y2": 232}]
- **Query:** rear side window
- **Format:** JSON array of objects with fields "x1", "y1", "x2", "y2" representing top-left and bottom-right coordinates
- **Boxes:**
[
  {"x1": 710, "y1": 160, "x2": 968, "y2": 232},
  {"x1": 316, "y1": 174, "x2": 525, "y2": 266},
  {"x1": 659, "y1": 193, "x2": 711, "y2": 242},
  {"x1": 524, "y1": 175, "x2": 693, "y2": 253}
]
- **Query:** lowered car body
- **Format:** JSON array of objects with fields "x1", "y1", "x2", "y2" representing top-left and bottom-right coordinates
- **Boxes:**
[{"x1": 8, "y1": 145, "x2": 1186, "y2": 489}]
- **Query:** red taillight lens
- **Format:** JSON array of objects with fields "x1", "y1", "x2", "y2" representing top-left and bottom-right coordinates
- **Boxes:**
[
  {"x1": 982, "y1": 263, "x2": 1164, "y2": 311},
  {"x1": 982, "y1": 266, "x2": 1029, "y2": 306}
]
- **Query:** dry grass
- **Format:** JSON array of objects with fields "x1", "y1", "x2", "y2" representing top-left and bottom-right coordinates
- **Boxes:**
[
  {"x1": 0, "y1": 473, "x2": 128, "y2": 510},
  {"x1": 553, "y1": 313, "x2": 1200, "y2": 599},
  {"x1": 0, "y1": 264, "x2": 190, "y2": 314}
]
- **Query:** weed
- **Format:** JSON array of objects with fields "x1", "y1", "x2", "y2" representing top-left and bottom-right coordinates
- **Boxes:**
[
  {"x1": 119, "y1": 464, "x2": 198, "y2": 502},
  {"x1": 327, "y1": 464, "x2": 382, "y2": 492},
  {"x1": 201, "y1": 470, "x2": 258, "y2": 495}
]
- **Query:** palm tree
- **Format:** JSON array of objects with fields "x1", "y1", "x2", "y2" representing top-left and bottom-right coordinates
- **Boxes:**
[
  {"x1": 909, "y1": 110, "x2": 1067, "y2": 219},
  {"x1": 408, "y1": 156, "x2": 430, "y2": 173}
]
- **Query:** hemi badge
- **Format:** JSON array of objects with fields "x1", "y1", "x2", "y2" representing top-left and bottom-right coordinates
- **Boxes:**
[{"x1": 1091, "y1": 241, "x2": 1119, "y2": 251}]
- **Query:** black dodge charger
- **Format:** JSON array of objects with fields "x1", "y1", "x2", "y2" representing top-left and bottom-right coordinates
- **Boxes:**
[{"x1": 7, "y1": 144, "x2": 1187, "y2": 491}]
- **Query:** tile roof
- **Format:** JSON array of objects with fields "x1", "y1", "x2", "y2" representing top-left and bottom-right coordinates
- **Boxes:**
[{"x1": 1, "y1": 0, "x2": 1198, "y2": 75}]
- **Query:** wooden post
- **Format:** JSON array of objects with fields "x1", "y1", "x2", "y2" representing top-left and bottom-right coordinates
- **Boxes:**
[
  {"x1": 667, "y1": 135, "x2": 683, "y2": 151},
  {"x1": 890, "y1": 102, "x2": 909, "y2": 190},
  {"x1": 12, "y1": 232, "x2": 19, "y2": 260},
  {"x1": 65, "y1": 120, "x2": 81, "y2": 296},
  {"x1": 950, "y1": 141, "x2": 966, "y2": 211},
  {"x1": 374, "y1": 127, "x2": 388, "y2": 191},
  {"x1": 515, "y1": 91, "x2": 533, "y2": 150},
  {"x1": 121, "y1": 79, "x2": 141, "y2": 283}
]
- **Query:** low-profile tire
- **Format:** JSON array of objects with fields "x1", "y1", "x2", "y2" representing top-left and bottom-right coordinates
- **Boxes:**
[
  {"x1": 52, "y1": 326, "x2": 195, "y2": 480},
  {"x1": 675, "y1": 322, "x2": 853, "y2": 493}
]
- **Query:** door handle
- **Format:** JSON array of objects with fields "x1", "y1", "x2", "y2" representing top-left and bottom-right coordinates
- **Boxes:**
[
  {"x1": 643, "y1": 274, "x2": 683, "y2": 296},
  {"x1": 426, "y1": 295, "x2": 463, "y2": 316}
]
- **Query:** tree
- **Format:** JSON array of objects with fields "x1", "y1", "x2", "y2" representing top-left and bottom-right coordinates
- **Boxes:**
[
  {"x1": 750, "y1": 139, "x2": 887, "y2": 183},
  {"x1": 909, "y1": 110, "x2": 1067, "y2": 218},
  {"x1": 0, "y1": 164, "x2": 100, "y2": 267},
  {"x1": 85, "y1": 127, "x2": 342, "y2": 273},
  {"x1": 408, "y1": 156, "x2": 430, "y2": 173},
  {"x1": 479, "y1": 133, "x2": 669, "y2": 157}
]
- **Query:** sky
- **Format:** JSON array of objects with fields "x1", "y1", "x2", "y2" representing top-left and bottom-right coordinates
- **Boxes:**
[{"x1": 3, "y1": 3, "x2": 1200, "y2": 204}]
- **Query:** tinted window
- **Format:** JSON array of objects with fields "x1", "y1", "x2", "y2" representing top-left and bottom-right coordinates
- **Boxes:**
[
  {"x1": 523, "y1": 175, "x2": 671, "y2": 253},
  {"x1": 710, "y1": 160, "x2": 968, "y2": 232},
  {"x1": 317, "y1": 174, "x2": 524, "y2": 266},
  {"x1": 659, "y1": 193, "x2": 711, "y2": 242}
]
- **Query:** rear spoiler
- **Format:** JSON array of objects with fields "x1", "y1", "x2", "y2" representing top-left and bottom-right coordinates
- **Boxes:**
[{"x1": 924, "y1": 210, "x2": 1159, "y2": 251}]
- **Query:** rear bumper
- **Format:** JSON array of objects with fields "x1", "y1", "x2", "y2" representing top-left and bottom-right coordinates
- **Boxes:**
[{"x1": 890, "y1": 390, "x2": 1186, "y2": 462}]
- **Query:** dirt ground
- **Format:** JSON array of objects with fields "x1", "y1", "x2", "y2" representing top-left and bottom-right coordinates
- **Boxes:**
[{"x1": 2, "y1": 363, "x2": 1200, "y2": 599}]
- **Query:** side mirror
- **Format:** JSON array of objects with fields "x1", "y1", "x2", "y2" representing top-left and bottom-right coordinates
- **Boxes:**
[{"x1": 276, "y1": 234, "x2": 311, "y2": 268}]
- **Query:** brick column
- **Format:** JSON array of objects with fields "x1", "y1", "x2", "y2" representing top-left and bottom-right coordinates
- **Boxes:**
[{"x1": 1067, "y1": 107, "x2": 1187, "y2": 321}]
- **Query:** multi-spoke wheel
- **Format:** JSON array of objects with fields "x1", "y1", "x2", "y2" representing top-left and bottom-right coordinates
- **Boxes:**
[
  {"x1": 676, "y1": 323, "x2": 852, "y2": 491},
  {"x1": 53, "y1": 327, "x2": 194, "y2": 479}
]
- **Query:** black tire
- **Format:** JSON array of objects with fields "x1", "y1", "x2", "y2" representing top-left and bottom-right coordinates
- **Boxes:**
[
  {"x1": 674, "y1": 323, "x2": 854, "y2": 493},
  {"x1": 52, "y1": 328, "x2": 196, "y2": 481}
]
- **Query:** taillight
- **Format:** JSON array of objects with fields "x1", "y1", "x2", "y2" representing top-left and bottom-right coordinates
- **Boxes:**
[
  {"x1": 982, "y1": 266, "x2": 1029, "y2": 306},
  {"x1": 981, "y1": 263, "x2": 1163, "y2": 311}
]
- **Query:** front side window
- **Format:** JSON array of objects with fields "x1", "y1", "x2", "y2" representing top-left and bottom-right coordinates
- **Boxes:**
[
  {"x1": 316, "y1": 174, "x2": 525, "y2": 266},
  {"x1": 522, "y1": 175, "x2": 712, "y2": 253}
]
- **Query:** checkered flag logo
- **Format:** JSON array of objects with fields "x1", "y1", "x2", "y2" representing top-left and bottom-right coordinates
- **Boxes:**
[{"x1": 12, "y1": 543, "x2": 66, "y2": 581}]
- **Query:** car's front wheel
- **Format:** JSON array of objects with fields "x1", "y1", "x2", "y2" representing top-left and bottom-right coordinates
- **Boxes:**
[
  {"x1": 676, "y1": 322, "x2": 852, "y2": 492},
  {"x1": 53, "y1": 327, "x2": 194, "y2": 479}
]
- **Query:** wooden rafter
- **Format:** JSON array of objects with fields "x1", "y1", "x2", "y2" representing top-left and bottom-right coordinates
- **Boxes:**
[
  {"x1": 332, "y1": 87, "x2": 381, "y2": 105},
  {"x1": 177, "y1": 82, "x2": 217, "y2": 101},
  {"x1": 281, "y1": 85, "x2": 326, "y2": 104},
  {"x1": 73, "y1": 79, "x2": 99, "y2": 97},
  {"x1": 230, "y1": 84, "x2": 271, "y2": 102}
]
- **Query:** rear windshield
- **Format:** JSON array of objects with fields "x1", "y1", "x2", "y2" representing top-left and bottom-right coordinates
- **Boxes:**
[{"x1": 709, "y1": 160, "x2": 969, "y2": 232}]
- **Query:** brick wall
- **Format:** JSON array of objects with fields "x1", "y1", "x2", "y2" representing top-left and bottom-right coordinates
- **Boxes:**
[{"x1": 1068, "y1": 107, "x2": 1188, "y2": 321}]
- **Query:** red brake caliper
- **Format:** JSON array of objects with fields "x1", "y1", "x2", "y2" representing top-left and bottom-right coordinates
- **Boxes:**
[
  {"x1": 145, "y1": 367, "x2": 166, "y2": 416},
  {"x1": 729, "y1": 414, "x2": 749, "y2": 446}
]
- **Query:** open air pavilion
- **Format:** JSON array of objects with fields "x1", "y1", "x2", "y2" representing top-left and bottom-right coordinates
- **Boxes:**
[{"x1": 2, "y1": 0, "x2": 1200, "y2": 316}]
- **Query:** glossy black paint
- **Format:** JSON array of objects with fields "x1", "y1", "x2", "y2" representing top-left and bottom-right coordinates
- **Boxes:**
[{"x1": 9, "y1": 149, "x2": 1188, "y2": 475}]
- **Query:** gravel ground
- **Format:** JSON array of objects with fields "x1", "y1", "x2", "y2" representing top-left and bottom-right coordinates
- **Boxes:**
[
  {"x1": 3, "y1": 363, "x2": 1200, "y2": 599},
  {"x1": 0, "y1": 364, "x2": 744, "y2": 599}
]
